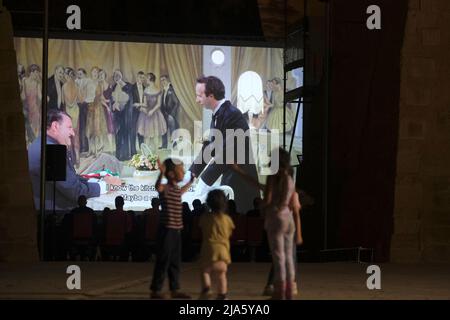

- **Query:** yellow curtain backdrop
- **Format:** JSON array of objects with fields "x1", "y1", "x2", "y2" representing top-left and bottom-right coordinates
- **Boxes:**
[
  {"x1": 14, "y1": 37, "x2": 43, "y2": 71},
  {"x1": 14, "y1": 38, "x2": 281, "y2": 137},
  {"x1": 162, "y1": 44, "x2": 203, "y2": 133},
  {"x1": 13, "y1": 37, "x2": 201, "y2": 135},
  {"x1": 231, "y1": 46, "x2": 283, "y2": 105}
]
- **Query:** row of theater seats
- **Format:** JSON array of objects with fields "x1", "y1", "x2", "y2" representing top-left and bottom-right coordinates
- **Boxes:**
[{"x1": 43, "y1": 211, "x2": 270, "y2": 262}]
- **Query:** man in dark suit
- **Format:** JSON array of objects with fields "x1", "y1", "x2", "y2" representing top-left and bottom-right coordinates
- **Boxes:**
[
  {"x1": 111, "y1": 69, "x2": 134, "y2": 161},
  {"x1": 75, "y1": 68, "x2": 90, "y2": 153},
  {"x1": 188, "y1": 76, "x2": 259, "y2": 213},
  {"x1": 131, "y1": 71, "x2": 146, "y2": 148},
  {"x1": 28, "y1": 110, "x2": 121, "y2": 211},
  {"x1": 160, "y1": 74, "x2": 181, "y2": 148},
  {"x1": 47, "y1": 65, "x2": 65, "y2": 111}
]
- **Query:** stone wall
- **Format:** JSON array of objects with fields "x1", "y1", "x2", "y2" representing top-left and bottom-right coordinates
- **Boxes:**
[
  {"x1": 0, "y1": 6, "x2": 38, "y2": 261},
  {"x1": 391, "y1": 0, "x2": 450, "y2": 263}
]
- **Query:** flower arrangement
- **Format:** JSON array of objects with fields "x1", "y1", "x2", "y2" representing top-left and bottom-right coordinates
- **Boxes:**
[{"x1": 128, "y1": 153, "x2": 159, "y2": 171}]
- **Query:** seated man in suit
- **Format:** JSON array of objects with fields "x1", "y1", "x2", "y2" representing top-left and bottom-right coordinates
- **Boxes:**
[
  {"x1": 28, "y1": 109, "x2": 121, "y2": 211},
  {"x1": 187, "y1": 76, "x2": 259, "y2": 213}
]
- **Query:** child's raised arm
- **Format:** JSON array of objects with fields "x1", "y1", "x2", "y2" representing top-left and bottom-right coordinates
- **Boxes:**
[
  {"x1": 155, "y1": 159, "x2": 166, "y2": 193},
  {"x1": 180, "y1": 172, "x2": 196, "y2": 195}
]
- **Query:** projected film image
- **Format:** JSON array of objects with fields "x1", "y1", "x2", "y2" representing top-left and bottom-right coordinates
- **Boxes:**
[{"x1": 15, "y1": 37, "x2": 302, "y2": 213}]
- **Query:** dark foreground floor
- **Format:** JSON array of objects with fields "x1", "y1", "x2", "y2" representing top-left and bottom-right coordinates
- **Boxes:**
[{"x1": 0, "y1": 262, "x2": 449, "y2": 299}]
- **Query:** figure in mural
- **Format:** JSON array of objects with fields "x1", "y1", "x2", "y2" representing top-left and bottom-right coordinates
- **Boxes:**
[
  {"x1": 111, "y1": 69, "x2": 133, "y2": 161},
  {"x1": 265, "y1": 77, "x2": 294, "y2": 133},
  {"x1": 75, "y1": 68, "x2": 91, "y2": 154},
  {"x1": 18, "y1": 64, "x2": 26, "y2": 106},
  {"x1": 160, "y1": 74, "x2": 181, "y2": 149},
  {"x1": 18, "y1": 63, "x2": 35, "y2": 145},
  {"x1": 62, "y1": 67, "x2": 80, "y2": 166},
  {"x1": 131, "y1": 71, "x2": 147, "y2": 149},
  {"x1": 86, "y1": 66, "x2": 108, "y2": 157},
  {"x1": 257, "y1": 78, "x2": 274, "y2": 130},
  {"x1": 23, "y1": 64, "x2": 42, "y2": 141},
  {"x1": 18, "y1": 64, "x2": 26, "y2": 93},
  {"x1": 263, "y1": 79, "x2": 273, "y2": 106},
  {"x1": 99, "y1": 69, "x2": 115, "y2": 155},
  {"x1": 47, "y1": 65, "x2": 65, "y2": 110},
  {"x1": 137, "y1": 72, "x2": 167, "y2": 151}
]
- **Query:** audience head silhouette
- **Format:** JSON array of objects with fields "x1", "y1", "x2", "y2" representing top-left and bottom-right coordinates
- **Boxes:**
[
  {"x1": 78, "y1": 195, "x2": 87, "y2": 207},
  {"x1": 151, "y1": 197, "x2": 160, "y2": 210},
  {"x1": 192, "y1": 199, "x2": 202, "y2": 210},
  {"x1": 207, "y1": 189, "x2": 227, "y2": 214},
  {"x1": 277, "y1": 147, "x2": 293, "y2": 175},
  {"x1": 227, "y1": 199, "x2": 237, "y2": 215},
  {"x1": 253, "y1": 197, "x2": 262, "y2": 209},
  {"x1": 115, "y1": 196, "x2": 125, "y2": 210}
]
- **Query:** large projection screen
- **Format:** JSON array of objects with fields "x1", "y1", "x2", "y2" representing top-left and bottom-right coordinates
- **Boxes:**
[{"x1": 15, "y1": 37, "x2": 302, "y2": 213}]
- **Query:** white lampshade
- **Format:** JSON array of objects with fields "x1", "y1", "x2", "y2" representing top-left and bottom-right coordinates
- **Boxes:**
[
  {"x1": 211, "y1": 49, "x2": 225, "y2": 65},
  {"x1": 237, "y1": 71, "x2": 264, "y2": 115}
]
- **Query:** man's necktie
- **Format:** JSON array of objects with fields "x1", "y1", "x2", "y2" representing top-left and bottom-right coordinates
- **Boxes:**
[
  {"x1": 210, "y1": 113, "x2": 217, "y2": 129},
  {"x1": 208, "y1": 113, "x2": 217, "y2": 143},
  {"x1": 67, "y1": 151, "x2": 73, "y2": 172}
]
